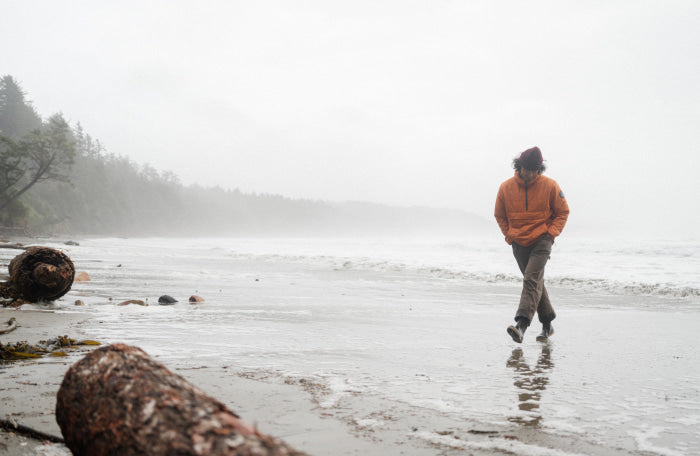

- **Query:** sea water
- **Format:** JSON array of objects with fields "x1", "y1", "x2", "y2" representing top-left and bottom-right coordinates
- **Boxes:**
[{"x1": 3, "y1": 235, "x2": 699, "y2": 455}]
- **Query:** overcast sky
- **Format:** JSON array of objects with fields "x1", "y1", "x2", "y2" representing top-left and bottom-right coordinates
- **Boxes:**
[{"x1": 3, "y1": 0, "x2": 699, "y2": 238}]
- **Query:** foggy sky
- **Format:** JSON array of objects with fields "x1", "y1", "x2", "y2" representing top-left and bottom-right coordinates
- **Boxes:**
[{"x1": 3, "y1": 1, "x2": 699, "y2": 238}]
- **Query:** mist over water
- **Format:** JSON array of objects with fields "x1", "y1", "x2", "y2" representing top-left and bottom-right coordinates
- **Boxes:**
[{"x1": 4, "y1": 1, "x2": 700, "y2": 239}]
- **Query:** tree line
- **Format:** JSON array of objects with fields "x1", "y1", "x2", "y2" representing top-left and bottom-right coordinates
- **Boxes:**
[{"x1": 0, "y1": 75, "x2": 487, "y2": 237}]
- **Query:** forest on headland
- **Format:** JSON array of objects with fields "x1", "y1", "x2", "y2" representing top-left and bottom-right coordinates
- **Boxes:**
[{"x1": 0, "y1": 75, "x2": 488, "y2": 238}]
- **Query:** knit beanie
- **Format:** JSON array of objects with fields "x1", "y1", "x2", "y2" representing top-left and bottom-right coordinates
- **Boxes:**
[{"x1": 519, "y1": 147, "x2": 543, "y2": 170}]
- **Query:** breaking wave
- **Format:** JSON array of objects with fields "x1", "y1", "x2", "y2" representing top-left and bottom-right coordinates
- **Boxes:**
[{"x1": 331, "y1": 259, "x2": 700, "y2": 299}]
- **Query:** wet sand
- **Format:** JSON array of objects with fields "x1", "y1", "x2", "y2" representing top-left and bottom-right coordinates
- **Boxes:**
[
  {"x1": 1, "y1": 309, "x2": 86, "y2": 455},
  {"x1": 1, "y1": 308, "x2": 450, "y2": 455},
  {"x1": 0, "y1": 308, "x2": 437, "y2": 455},
  {"x1": 4, "y1": 295, "x2": 692, "y2": 456}
]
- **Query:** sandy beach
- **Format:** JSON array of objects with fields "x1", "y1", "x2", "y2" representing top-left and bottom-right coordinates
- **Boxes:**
[
  {"x1": 1, "y1": 309, "x2": 87, "y2": 455},
  {"x1": 0, "y1": 308, "x2": 444, "y2": 456},
  {"x1": 2, "y1": 236, "x2": 699, "y2": 456},
  {"x1": 3, "y1": 296, "x2": 694, "y2": 456},
  {"x1": 1, "y1": 308, "x2": 481, "y2": 456}
]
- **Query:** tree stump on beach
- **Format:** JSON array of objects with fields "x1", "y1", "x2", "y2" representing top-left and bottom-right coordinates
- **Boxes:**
[
  {"x1": 56, "y1": 343, "x2": 307, "y2": 456},
  {"x1": 0, "y1": 246, "x2": 75, "y2": 302}
]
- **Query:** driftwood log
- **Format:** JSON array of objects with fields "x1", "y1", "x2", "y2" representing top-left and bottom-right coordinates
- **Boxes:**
[
  {"x1": 0, "y1": 246, "x2": 75, "y2": 302},
  {"x1": 56, "y1": 343, "x2": 307, "y2": 456}
]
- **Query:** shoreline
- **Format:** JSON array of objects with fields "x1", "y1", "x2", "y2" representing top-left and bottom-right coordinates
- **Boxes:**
[{"x1": 1, "y1": 307, "x2": 650, "y2": 456}]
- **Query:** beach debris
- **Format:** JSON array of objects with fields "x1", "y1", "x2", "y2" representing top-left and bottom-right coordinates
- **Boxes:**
[
  {"x1": 74, "y1": 271, "x2": 91, "y2": 282},
  {"x1": 117, "y1": 299, "x2": 147, "y2": 306},
  {"x1": 0, "y1": 246, "x2": 75, "y2": 302},
  {"x1": 56, "y1": 343, "x2": 308, "y2": 456},
  {"x1": 0, "y1": 317, "x2": 18, "y2": 334},
  {"x1": 0, "y1": 336, "x2": 101, "y2": 361},
  {"x1": 75, "y1": 299, "x2": 85, "y2": 306},
  {"x1": 158, "y1": 294, "x2": 177, "y2": 305},
  {"x1": 189, "y1": 295, "x2": 205, "y2": 303}
]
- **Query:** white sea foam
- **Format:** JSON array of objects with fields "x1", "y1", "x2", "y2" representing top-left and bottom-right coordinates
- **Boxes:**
[
  {"x1": 182, "y1": 236, "x2": 700, "y2": 298},
  {"x1": 667, "y1": 414, "x2": 700, "y2": 426},
  {"x1": 308, "y1": 375, "x2": 364, "y2": 409},
  {"x1": 354, "y1": 418, "x2": 385, "y2": 429},
  {"x1": 542, "y1": 420, "x2": 588, "y2": 436},
  {"x1": 413, "y1": 431, "x2": 589, "y2": 456},
  {"x1": 629, "y1": 425, "x2": 686, "y2": 456}
]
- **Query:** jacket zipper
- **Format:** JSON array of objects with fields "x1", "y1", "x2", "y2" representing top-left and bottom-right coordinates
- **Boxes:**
[{"x1": 524, "y1": 182, "x2": 528, "y2": 211}]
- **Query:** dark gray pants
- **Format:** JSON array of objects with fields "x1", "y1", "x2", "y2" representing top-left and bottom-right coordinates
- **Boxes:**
[{"x1": 512, "y1": 236, "x2": 556, "y2": 326}]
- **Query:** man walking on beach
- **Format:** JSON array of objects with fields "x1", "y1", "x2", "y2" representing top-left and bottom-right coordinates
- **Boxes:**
[{"x1": 495, "y1": 147, "x2": 569, "y2": 343}]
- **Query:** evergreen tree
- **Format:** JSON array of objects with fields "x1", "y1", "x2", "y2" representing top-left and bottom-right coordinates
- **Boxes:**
[
  {"x1": 0, "y1": 75, "x2": 42, "y2": 138},
  {"x1": 0, "y1": 114, "x2": 76, "y2": 212},
  {"x1": 0, "y1": 75, "x2": 483, "y2": 236}
]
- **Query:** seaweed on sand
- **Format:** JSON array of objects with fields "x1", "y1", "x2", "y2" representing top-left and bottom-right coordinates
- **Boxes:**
[{"x1": 0, "y1": 335, "x2": 100, "y2": 361}]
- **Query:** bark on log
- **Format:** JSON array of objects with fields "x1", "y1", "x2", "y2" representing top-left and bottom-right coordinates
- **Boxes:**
[
  {"x1": 0, "y1": 246, "x2": 75, "y2": 301},
  {"x1": 56, "y1": 343, "x2": 308, "y2": 456}
]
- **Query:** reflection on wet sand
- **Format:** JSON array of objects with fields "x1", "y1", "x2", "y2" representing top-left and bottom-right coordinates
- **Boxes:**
[{"x1": 506, "y1": 344, "x2": 553, "y2": 426}]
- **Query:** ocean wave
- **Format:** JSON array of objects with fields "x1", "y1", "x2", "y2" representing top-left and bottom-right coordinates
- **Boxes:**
[
  {"x1": 552, "y1": 277, "x2": 700, "y2": 298},
  {"x1": 209, "y1": 250, "x2": 700, "y2": 299},
  {"x1": 413, "y1": 431, "x2": 590, "y2": 456},
  {"x1": 334, "y1": 259, "x2": 700, "y2": 299}
]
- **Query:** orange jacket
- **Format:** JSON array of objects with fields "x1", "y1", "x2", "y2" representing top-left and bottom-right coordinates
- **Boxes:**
[{"x1": 495, "y1": 172, "x2": 569, "y2": 246}]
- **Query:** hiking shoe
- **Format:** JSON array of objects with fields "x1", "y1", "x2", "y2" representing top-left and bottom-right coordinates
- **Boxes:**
[
  {"x1": 536, "y1": 323, "x2": 554, "y2": 342},
  {"x1": 507, "y1": 321, "x2": 527, "y2": 343}
]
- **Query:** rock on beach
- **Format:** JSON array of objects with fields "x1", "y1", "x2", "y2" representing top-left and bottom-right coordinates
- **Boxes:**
[
  {"x1": 158, "y1": 294, "x2": 178, "y2": 305},
  {"x1": 118, "y1": 299, "x2": 147, "y2": 306},
  {"x1": 74, "y1": 271, "x2": 91, "y2": 282}
]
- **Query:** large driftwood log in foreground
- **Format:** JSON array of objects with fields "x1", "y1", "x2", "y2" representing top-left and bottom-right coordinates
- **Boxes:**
[
  {"x1": 0, "y1": 246, "x2": 75, "y2": 301},
  {"x1": 56, "y1": 343, "x2": 307, "y2": 456}
]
